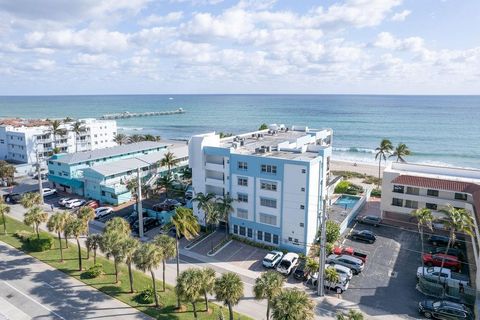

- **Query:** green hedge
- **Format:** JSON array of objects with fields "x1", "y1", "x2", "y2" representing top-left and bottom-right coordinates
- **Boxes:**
[
  {"x1": 15, "y1": 231, "x2": 54, "y2": 252},
  {"x1": 135, "y1": 286, "x2": 157, "y2": 304},
  {"x1": 371, "y1": 188, "x2": 382, "y2": 197},
  {"x1": 334, "y1": 181, "x2": 364, "y2": 195},
  {"x1": 83, "y1": 263, "x2": 104, "y2": 279}
]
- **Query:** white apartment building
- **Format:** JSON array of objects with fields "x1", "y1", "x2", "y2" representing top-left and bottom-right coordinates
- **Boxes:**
[
  {"x1": 189, "y1": 124, "x2": 332, "y2": 254},
  {"x1": 0, "y1": 118, "x2": 117, "y2": 165}
]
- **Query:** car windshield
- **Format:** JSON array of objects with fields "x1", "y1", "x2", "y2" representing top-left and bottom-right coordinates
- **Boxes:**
[
  {"x1": 432, "y1": 301, "x2": 442, "y2": 308},
  {"x1": 279, "y1": 260, "x2": 291, "y2": 268},
  {"x1": 264, "y1": 257, "x2": 273, "y2": 263}
]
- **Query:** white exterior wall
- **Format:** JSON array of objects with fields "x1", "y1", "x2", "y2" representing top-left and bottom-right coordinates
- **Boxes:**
[
  {"x1": 306, "y1": 160, "x2": 321, "y2": 246},
  {"x1": 82, "y1": 119, "x2": 117, "y2": 151},
  {"x1": 256, "y1": 177, "x2": 282, "y2": 227},
  {"x1": 232, "y1": 174, "x2": 255, "y2": 221}
]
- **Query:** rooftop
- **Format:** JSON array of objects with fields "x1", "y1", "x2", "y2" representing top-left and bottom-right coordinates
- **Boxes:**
[
  {"x1": 52, "y1": 141, "x2": 167, "y2": 164},
  {"x1": 0, "y1": 118, "x2": 51, "y2": 128},
  {"x1": 218, "y1": 124, "x2": 332, "y2": 160}
]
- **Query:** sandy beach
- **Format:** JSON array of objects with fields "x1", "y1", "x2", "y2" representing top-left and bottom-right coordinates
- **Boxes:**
[{"x1": 330, "y1": 159, "x2": 384, "y2": 177}]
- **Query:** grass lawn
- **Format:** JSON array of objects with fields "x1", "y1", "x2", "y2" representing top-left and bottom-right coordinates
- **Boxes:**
[{"x1": 0, "y1": 216, "x2": 252, "y2": 320}]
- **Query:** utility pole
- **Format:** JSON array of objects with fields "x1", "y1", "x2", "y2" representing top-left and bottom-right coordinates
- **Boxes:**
[
  {"x1": 35, "y1": 141, "x2": 44, "y2": 205},
  {"x1": 137, "y1": 167, "x2": 144, "y2": 239},
  {"x1": 317, "y1": 197, "x2": 327, "y2": 296}
]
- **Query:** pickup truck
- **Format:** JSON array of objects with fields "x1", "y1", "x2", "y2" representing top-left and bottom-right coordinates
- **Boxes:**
[
  {"x1": 417, "y1": 266, "x2": 469, "y2": 287},
  {"x1": 333, "y1": 246, "x2": 368, "y2": 263},
  {"x1": 309, "y1": 271, "x2": 350, "y2": 293}
]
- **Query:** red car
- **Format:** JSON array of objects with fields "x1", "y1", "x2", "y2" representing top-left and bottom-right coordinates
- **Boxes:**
[
  {"x1": 422, "y1": 253, "x2": 461, "y2": 271},
  {"x1": 84, "y1": 200, "x2": 99, "y2": 209}
]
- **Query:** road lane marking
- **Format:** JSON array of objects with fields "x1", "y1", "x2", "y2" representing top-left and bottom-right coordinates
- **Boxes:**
[{"x1": 2, "y1": 281, "x2": 66, "y2": 320}]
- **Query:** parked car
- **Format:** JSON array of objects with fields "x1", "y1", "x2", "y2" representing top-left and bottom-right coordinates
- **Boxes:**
[
  {"x1": 429, "y1": 247, "x2": 464, "y2": 261},
  {"x1": 326, "y1": 254, "x2": 364, "y2": 275},
  {"x1": 85, "y1": 200, "x2": 100, "y2": 209},
  {"x1": 95, "y1": 207, "x2": 113, "y2": 219},
  {"x1": 417, "y1": 266, "x2": 469, "y2": 287},
  {"x1": 350, "y1": 230, "x2": 376, "y2": 244},
  {"x1": 292, "y1": 258, "x2": 308, "y2": 281},
  {"x1": 42, "y1": 188, "x2": 57, "y2": 197},
  {"x1": 428, "y1": 235, "x2": 450, "y2": 246},
  {"x1": 185, "y1": 189, "x2": 193, "y2": 200},
  {"x1": 133, "y1": 217, "x2": 160, "y2": 233},
  {"x1": 422, "y1": 253, "x2": 461, "y2": 271},
  {"x1": 65, "y1": 199, "x2": 86, "y2": 209},
  {"x1": 418, "y1": 300, "x2": 473, "y2": 319},
  {"x1": 3, "y1": 193, "x2": 22, "y2": 204},
  {"x1": 276, "y1": 253, "x2": 299, "y2": 275},
  {"x1": 356, "y1": 215, "x2": 382, "y2": 227},
  {"x1": 58, "y1": 197, "x2": 73, "y2": 206},
  {"x1": 153, "y1": 199, "x2": 182, "y2": 212},
  {"x1": 333, "y1": 246, "x2": 368, "y2": 263},
  {"x1": 262, "y1": 250, "x2": 284, "y2": 268},
  {"x1": 310, "y1": 270, "x2": 350, "y2": 293},
  {"x1": 124, "y1": 213, "x2": 139, "y2": 226},
  {"x1": 327, "y1": 263, "x2": 354, "y2": 280}
]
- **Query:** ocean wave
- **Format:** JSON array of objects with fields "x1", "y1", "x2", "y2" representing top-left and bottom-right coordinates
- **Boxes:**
[
  {"x1": 117, "y1": 126, "x2": 144, "y2": 131},
  {"x1": 333, "y1": 147, "x2": 376, "y2": 154}
]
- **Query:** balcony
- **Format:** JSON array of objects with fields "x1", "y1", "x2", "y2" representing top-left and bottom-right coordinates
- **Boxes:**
[
  {"x1": 205, "y1": 162, "x2": 224, "y2": 171},
  {"x1": 101, "y1": 183, "x2": 129, "y2": 195},
  {"x1": 205, "y1": 176, "x2": 225, "y2": 188}
]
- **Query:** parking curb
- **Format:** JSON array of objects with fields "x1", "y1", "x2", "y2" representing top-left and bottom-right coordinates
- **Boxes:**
[
  {"x1": 185, "y1": 231, "x2": 218, "y2": 250},
  {"x1": 207, "y1": 239, "x2": 233, "y2": 257}
]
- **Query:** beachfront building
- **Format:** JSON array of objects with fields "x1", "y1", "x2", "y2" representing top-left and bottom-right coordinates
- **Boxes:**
[
  {"x1": 381, "y1": 162, "x2": 480, "y2": 306},
  {"x1": 47, "y1": 141, "x2": 188, "y2": 205},
  {"x1": 189, "y1": 124, "x2": 332, "y2": 254},
  {"x1": 0, "y1": 118, "x2": 117, "y2": 166}
]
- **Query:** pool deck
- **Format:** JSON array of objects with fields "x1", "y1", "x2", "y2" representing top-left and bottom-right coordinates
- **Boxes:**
[{"x1": 328, "y1": 195, "x2": 362, "y2": 225}]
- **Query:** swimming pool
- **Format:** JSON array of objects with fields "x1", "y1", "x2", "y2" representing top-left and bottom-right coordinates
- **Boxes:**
[{"x1": 333, "y1": 195, "x2": 361, "y2": 209}]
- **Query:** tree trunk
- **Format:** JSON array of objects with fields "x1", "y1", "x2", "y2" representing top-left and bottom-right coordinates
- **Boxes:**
[
  {"x1": 378, "y1": 158, "x2": 382, "y2": 188},
  {"x1": 36, "y1": 224, "x2": 40, "y2": 239},
  {"x1": 64, "y1": 233, "x2": 69, "y2": 248},
  {"x1": 2, "y1": 213, "x2": 6, "y2": 234},
  {"x1": 150, "y1": 270, "x2": 159, "y2": 308},
  {"x1": 93, "y1": 249, "x2": 97, "y2": 264},
  {"x1": 114, "y1": 260, "x2": 119, "y2": 283},
  {"x1": 438, "y1": 233, "x2": 454, "y2": 283},
  {"x1": 204, "y1": 290, "x2": 209, "y2": 311},
  {"x1": 86, "y1": 246, "x2": 90, "y2": 260},
  {"x1": 266, "y1": 300, "x2": 270, "y2": 320},
  {"x1": 57, "y1": 232, "x2": 64, "y2": 262},
  {"x1": 128, "y1": 262, "x2": 134, "y2": 293},
  {"x1": 76, "y1": 237, "x2": 82, "y2": 271},
  {"x1": 419, "y1": 226, "x2": 425, "y2": 276},
  {"x1": 176, "y1": 236, "x2": 181, "y2": 308},
  {"x1": 192, "y1": 301, "x2": 198, "y2": 319},
  {"x1": 162, "y1": 260, "x2": 166, "y2": 291},
  {"x1": 228, "y1": 303, "x2": 233, "y2": 320}
]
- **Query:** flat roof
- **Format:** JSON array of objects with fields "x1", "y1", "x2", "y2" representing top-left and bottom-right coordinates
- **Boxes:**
[{"x1": 52, "y1": 141, "x2": 167, "y2": 164}]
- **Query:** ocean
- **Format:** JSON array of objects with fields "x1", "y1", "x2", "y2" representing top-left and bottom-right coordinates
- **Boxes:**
[{"x1": 0, "y1": 94, "x2": 479, "y2": 169}]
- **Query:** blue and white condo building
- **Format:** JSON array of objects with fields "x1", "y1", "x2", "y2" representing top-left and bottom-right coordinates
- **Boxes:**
[{"x1": 189, "y1": 125, "x2": 332, "y2": 253}]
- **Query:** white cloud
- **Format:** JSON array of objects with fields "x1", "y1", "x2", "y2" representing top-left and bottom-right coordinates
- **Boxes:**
[
  {"x1": 391, "y1": 9, "x2": 411, "y2": 21},
  {"x1": 139, "y1": 11, "x2": 184, "y2": 26}
]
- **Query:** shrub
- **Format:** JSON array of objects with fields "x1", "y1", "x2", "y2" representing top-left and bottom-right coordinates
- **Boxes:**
[
  {"x1": 231, "y1": 235, "x2": 276, "y2": 251},
  {"x1": 325, "y1": 242, "x2": 334, "y2": 255},
  {"x1": 25, "y1": 236, "x2": 54, "y2": 252},
  {"x1": 325, "y1": 220, "x2": 340, "y2": 243},
  {"x1": 83, "y1": 263, "x2": 103, "y2": 279},
  {"x1": 370, "y1": 188, "x2": 382, "y2": 198},
  {"x1": 362, "y1": 176, "x2": 381, "y2": 185},
  {"x1": 135, "y1": 286, "x2": 157, "y2": 304},
  {"x1": 334, "y1": 181, "x2": 351, "y2": 194},
  {"x1": 14, "y1": 230, "x2": 33, "y2": 241}
]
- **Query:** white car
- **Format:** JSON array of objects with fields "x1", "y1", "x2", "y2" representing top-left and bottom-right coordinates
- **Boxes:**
[
  {"x1": 310, "y1": 271, "x2": 350, "y2": 293},
  {"x1": 95, "y1": 207, "x2": 113, "y2": 219},
  {"x1": 326, "y1": 263, "x2": 354, "y2": 280},
  {"x1": 262, "y1": 251, "x2": 284, "y2": 268},
  {"x1": 276, "y1": 252, "x2": 299, "y2": 275},
  {"x1": 58, "y1": 197, "x2": 73, "y2": 206},
  {"x1": 416, "y1": 266, "x2": 469, "y2": 286},
  {"x1": 42, "y1": 188, "x2": 57, "y2": 197},
  {"x1": 65, "y1": 199, "x2": 86, "y2": 209}
]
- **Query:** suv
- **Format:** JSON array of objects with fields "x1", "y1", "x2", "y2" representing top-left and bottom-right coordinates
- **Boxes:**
[
  {"x1": 327, "y1": 263, "x2": 353, "y2": 280},
  {"x1": 3, "y1": 193, "x2": 22, "y2": 204},
  {"x1": 351, "y1": 230, "x2": 376, "y2": 244},
  {"x1": 276, "y1": 253, "x2": 299, "y2": 275},
  {"x1": 262, "y1": 251, "x2": 283, "y2": 268},
  {"x1": 133, "y1": 217, "x2": 160, "y2": 233},
  {"x1": 310, "y1": 270, "x2": 350, "y2": 293},
  {"x1": 356, "y1": 215, "x2": 382, "y2": 227},
  {"x1": 293, "y1": 258, "x2": 308, "y2": 281},
  {"x1": 326, "y1": 254, "x2": 364, "y2": 275},
  {"x1": 418, "y1": 300, "x2": 473, "y2": 319},
  {"x1": 65, "y1": 199, "x2": 86, "y2": 209}
]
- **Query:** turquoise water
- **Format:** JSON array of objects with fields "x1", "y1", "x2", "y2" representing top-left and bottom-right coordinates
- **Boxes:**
[
  {"x1": 334, "y1": 195, "x2": 361, "y2": 209},
  {"x1": 0, "y1": 94, "x2": 479, "y2": 168}
]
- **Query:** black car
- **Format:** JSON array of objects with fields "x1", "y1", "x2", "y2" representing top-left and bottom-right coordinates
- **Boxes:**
[
  {"x1": 133, "y1": 217, "x2": 160, "y2": 233},
  {"x1": 3, "y1": 193, "x2": 22, "y2": 204},
  {"x1": 292, "y1": 258, "x2": 308, "y2": 281},
  {"x1": 152, "y1": 199, "x2": 182, "y2": 212},
  {"x1": 418, "y1": 300, "x2": 473, "y2": 319},
  {"x1": 356, "y1": 215, "x2": 382, "y2": 227},
  {"x1": 428, "y1": 235, "x2": 463, "y2": 249},
  {"x1": 351, "y1": 230, "x2": 376, "y2": 243},
  {"x1": 124, "y1": 213, "x2": 139, "y2": 226},
  {"x1": 430, "y1": 247, "x2": 465, "y2": 261}
]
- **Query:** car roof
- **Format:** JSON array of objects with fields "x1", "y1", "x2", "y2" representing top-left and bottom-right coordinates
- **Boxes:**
[
  {"x1": 338, "y1": 254, "x2": 363, "y2": 263},
  {"x1": 365, "y1": 215, "x2": 380, "y2": 220},
  {"x1": 282, "y1": 252, "x2": 299, "y2": 260},
  {"x1": 331, "y1": 264, "x2": 352, "y2": 272},
  {"x1": 438, "y1": 300, "x2": 469, "y2": 310}
]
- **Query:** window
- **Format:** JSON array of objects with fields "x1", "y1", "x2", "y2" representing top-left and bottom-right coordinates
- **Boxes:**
[
  {"x1": 261, "y1": 164, "x2": 277, "y2": 174},
  {"x1": 259, "y1": 213, "x2": 277, "y2": 225},
  {"x1": 264, "y1": 232, "x2": 272, "y2": 243},
  {"x1": 237, "y1": 177, "x2": 248, "y2": 186},
  {"x1": 427, "y1": 189, "x2": 439, "y2": 197},
  {"x1": 49, "y1": 170, "x2": 54, "y2": 174},
  {"x1": 426, "y1": 203, "x2": 437, "y2": 210},
  {"x1": 101, "y1": 191, "x2": 106, "y2": 196},
  {"x1": 233, "y1": 225, "x2": 238, "y2": 234},
  {"x1": 405, "y1": 200, "x2": 418, "y2": 209},
  {"x1": 406, "y1": 187, "x2": 420, "y2": 195},
  {"x1": 239, "y1": 226, "x2": 246, "y2": 236},
  {"x1": 299, "y1": 223, "x2": 304, "y2": 227},
  {"x1": 247, "y1": 228, "x2": 253, "y2": 238},
  {"x1": 237, "y1": 209, "x2": 248, "y2": 219},
  {"x1": 301, "y1": 169, "x2": 306, "y2": 174},
  {"x1": 288, "y1": 237, "x2": 293, "y2": 241},
  {"x1": 454, "y1": 193, "x2": 467, "y2": 201},
  {"x1": 392, "y1": 198, "x2": 403, "y2": 207},
  {"x1": 260, "y1": 181, "x2": 277, "y2": 191},
  {"x1": 273, "y1": 234, "x2": 279, "y2": 244},
  {"x1": 294, "y1": 239, "x2": 299, "y2": 244},
  {"x1": 257, "y1": 231, "x2": 263, "y2": 241},
  {"x1": 238, "y1": 161, "x2": 248, "y2": 170},
  {"x1": 237, "y1": 193, "x2": 248, "y2": 203},
  {"x1": 393, "y1": 185, "x2": 404, "y2": 193},
  {"x1": 301, "y1": 187, "x2": 305, "y2": 192},
  {"x1": 300, "y1": 205, "x2": 305, "y2": 209},
  {"x1": 260, "y1": 198, "x2": 277, "y2": 208}
]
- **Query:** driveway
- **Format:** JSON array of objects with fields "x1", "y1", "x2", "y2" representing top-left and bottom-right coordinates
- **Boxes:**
[{"x1": 0, "y1": 242, "x2": 151, "y2": 320}]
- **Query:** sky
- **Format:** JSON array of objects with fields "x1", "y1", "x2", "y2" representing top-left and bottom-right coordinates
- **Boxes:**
[{"x1": 0, "y1": 0, "x2": 479, "y2": 95}]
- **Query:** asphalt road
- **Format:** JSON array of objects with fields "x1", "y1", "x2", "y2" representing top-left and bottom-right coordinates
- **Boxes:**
[{"x1": 0, "y1": 242, "x2": 151, "y2": 320}]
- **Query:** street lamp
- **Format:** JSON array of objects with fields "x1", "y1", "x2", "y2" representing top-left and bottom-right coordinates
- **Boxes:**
[
  {"x1": 317, "y1": 197, "x2": 327, "y2": 296},
  {"x1": 35, "y1": 139, "x2": 44, "y2": 205}
]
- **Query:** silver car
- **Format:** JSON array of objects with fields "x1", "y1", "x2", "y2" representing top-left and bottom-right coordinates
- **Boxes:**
[{"x1": 326, "y1": 254, "x2": 364, "y2": 275}]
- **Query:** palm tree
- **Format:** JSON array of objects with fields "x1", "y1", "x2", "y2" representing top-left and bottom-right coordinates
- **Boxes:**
[
  {"x1": 176, "y1": 268, "x2": 203, "y2": 319},
  {"x1": 120, "y1": 236, "x2": 139, "y2": 293},
  {"x1": 49, "y1": 119, "x2": 67, "y2": 151},
  {"x1": 160, "y1": 151, "x2": 179, "y2": 175},
  {"x1": 153, "y1": 234, "x2": 176, "y2": 292},
  {"x1": 133, "y1": 242, "x2": 163, "y2": 308},
  {"x1": 63, "y1": 213, "x2": 74, "y2": 248},
  {"x1": 271, "y1": 288, "x2": 314, "y2": 320},
  {"x1": 65, "y1": 217, "x2": 88, "y2": 271},
  {"x1": 104, "y1": 217, "x2": 131, "y2": 237},
  {"x1": 156, "y1": 174, "x2": 175, "y2": 198},
  {"x1": 389, "y1": 143, "x2": 411, "y2": 163},
  {"x1": 24, "y1": 206, "x2": 48, "y2": 239},
  {"x1": 206, "y1": 203, "x2": 222, "y2": 232},
  {"x1": 63, "y1": 117, "x2": 74, "y2": 123},
  {"x1": 86, "y1": 233, "x2": 102, "y2": 264},
  {"x1": 20, "y1": 192, "x2": 42, "y2": 209},
  {"x1": 179, "y1": 167, "x2": 192, "y2": 181},
  {"x1": 199, "y1": 267, "x2": 216, "y2": 311},
  {"x1": 214, "y1": 272, "x2": 244, "y2": 320},
  {"x1": 101, "y1": 218, "x2": 130, "y2": 283},
  {"x1": 113, "y1": 133, "x2": 128, "y2": 145},
  {"x1": 336, "y1": 309, "x2": 364, "y2": 320},
  {"x1": 193, "y1": 192, "x2": 215, "y2": 227},
  {"x1": 143, "y1": 134, "x2": 157, "y2": 141},
  {"x1": 129, "y1": 134, "x2": 144, "y2": 143},
  {"x1": 71, "y1": 121, "x2": 86, "y2": 152},
  {"x1": 411, "y1": 208, "x2": 433, "y2": 276},
  {"x1": 47, "y1": 212, "x2": 68, "y2": 261},
  {"x1": 171, "y1": 207, "x2": 199, "y2": 307},
  {"x1": 325, "y1": 266, "x2": 340, "y2": 287},
  {"x1": 254, "y1": 271, "x2": 284, "y2": 320},
  {"x1": 437, "y1": 205, "x2": 474, "y2": 281},
  {"x1": 216, "y1": 195, "x2": 235, "y2": 238},
  {"x1": 77, "y1": 206, "x2": 95, "y2": 236},
  {"x1": 0, "y1": 199, "x2": 11, "y2": 234},
  {"x1": 374, "y1": 139, "x2": 393, "y2": 188},
  {"x1": 305, "y1": 257, "x2": 320, "y2": 278}
]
